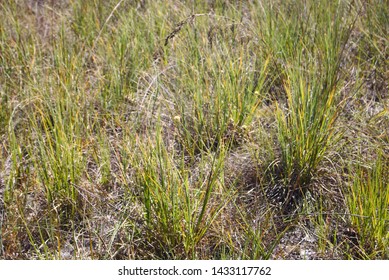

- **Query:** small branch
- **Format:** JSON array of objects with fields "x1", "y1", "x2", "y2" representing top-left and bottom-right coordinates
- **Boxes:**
[{"x1": 164, "y1": 13, "x2": 208, "y2": 46}]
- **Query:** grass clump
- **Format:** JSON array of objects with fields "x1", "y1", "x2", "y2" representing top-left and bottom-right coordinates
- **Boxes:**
[
  {"x1": 263, "y1": 0, "x2": 355, "y2": 209},
  {"x1": 160, "y1": 12, "x2": 269, "y2": 158},
  {"x1": 132, "y1": 124, "x2": 230, "y2": 259},
  {"x1": 346, "y1": 154, "x2": 389, "y2": 259}
]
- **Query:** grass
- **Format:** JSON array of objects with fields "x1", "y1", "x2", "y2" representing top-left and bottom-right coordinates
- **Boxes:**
[
  {"x1": 0, "y1": 0, "x2": 388, "y2": 260},
  {"x1": 346, "y1": 154, "x2": 389, "y2": 259},
  {"x1": 271, "y1": 0, "x2": 354, "y2": 209},
  {"x1": 131, "y1": 123, "x2": 231, "y2": 258}
]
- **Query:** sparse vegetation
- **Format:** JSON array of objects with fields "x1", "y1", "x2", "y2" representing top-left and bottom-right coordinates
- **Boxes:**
[{"x1": 0, "y1": 0, "x2": 387, "y2": 260}]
